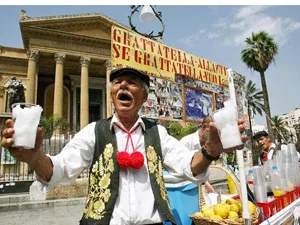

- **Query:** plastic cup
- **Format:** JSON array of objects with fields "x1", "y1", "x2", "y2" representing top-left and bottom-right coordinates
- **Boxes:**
[
  {"x1": 11, "y1": 103, "x2": 43, "y2": 149},
  {"x1": 252, "y1": 166, "x2": 265, "y2": 186},
  {"x1": 254, "y1": 185, "x2": 268, "y2": 203},
  {"x1": 213, "y1": 100, "x2": 242, "y2": 149}
]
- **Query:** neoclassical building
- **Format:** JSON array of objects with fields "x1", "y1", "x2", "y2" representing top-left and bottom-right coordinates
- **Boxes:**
[
  {"x1": 0, "y1": 10, "x2": 252, "y2": 182},
  {"x1": 0, "y1": 10, "x2": 127, "y2": 130}
]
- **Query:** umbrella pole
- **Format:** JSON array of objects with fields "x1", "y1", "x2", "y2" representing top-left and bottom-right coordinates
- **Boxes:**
[{"x1": 227, "y1": 69, "x2": 251, "y2": 225}]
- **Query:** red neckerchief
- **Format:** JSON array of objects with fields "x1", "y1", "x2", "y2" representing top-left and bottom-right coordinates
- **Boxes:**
[
  {"x1": 114, "y1": 123, "x2": 144, "y2": 169},
  {"x1": 263, "y1": 152, "x2": 268, "y2": 161},
  {"x1": 261, "y1": 150, "x2": 269, "y2": 162}
]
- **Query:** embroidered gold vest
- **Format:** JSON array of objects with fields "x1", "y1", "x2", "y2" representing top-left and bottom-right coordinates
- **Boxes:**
[{"x1": 80, "y1": 118, "x2": 176, "y2": 225}]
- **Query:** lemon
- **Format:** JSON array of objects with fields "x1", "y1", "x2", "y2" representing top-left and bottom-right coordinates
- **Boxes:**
[
  {"x1": 214, "y1": 204, "x2": 229, "y2": 219},
  {"x1": 248, "y1": 201, "x2": 256, "y2": 216},
  {"x1": 228, "y1": 211, "x2": 239, "y2": 219},
  {"x1": 194, "y1": 212, "x2": 204, "y2": 217},
  {"x1": 224, "y1": 204, "x2": 231, "y2": 213},
  {"x1": 210, "y1": 215, "x2": 222, "y2": 220},
  {"x1": 226, "y1": 198, "x2": 237, "y2": 205},
  {"x1": 236, "y1": 202, "x2": 242, "y2": 212},
  {"x1": 203, "y1": 208, "x2": 215, "y2": 218},
  {"x1": 230, "y1": 203, "x2": 240, "y2": 214},
  {"x1": 201, "y1": 204, "x2": 210, "y2": 212},
  {"x1": 240, "y1": 201, "x2": 256, "y2": 216}
]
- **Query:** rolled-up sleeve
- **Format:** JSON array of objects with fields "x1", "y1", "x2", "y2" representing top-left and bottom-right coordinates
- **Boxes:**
[
  {"x1": 158, "y1": 125, "x2": 209, "y2": 183},
  {"x1": 37, "y1": 122, "x2": 96, "y2": 190}
]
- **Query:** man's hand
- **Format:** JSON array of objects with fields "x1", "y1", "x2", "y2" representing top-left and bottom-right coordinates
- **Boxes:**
[
  {"x1": 1, "y1": 119, "x2": 44, "y2": 167},
  {"x1": 206, "y1": 118, "x2": 248, "y2": 157},
  {"x1": 191, "y1": 118, "x2": 248, "y2": 176}
]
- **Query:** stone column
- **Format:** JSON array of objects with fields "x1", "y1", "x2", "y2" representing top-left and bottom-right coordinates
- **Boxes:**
[
  {"x1": 26, "y1": 50, "x2": 39, "y2": 104},
  {"x1": 22, "y1": 50, "x2": 39, "y2": 176},
  {"x1": 80, "y1": 56, "x2": 91, "y2": 129},
  {"x1": 34, "y1": 66, "x2": 39, "y2": 103},
  {"x1": 106, "y1": 60, "x2": 112, "y2": 118},
  {"x1": 53, "y1": 53, "x2": 66, "y2": 119}
]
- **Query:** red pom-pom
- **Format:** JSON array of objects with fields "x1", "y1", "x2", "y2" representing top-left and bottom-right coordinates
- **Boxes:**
[
  {"x1": 116, "y1": 151, "x2": 131, "y2": 169},
  {"x1": 130, "y1": 151, "x2": 144, "y2": 169}
]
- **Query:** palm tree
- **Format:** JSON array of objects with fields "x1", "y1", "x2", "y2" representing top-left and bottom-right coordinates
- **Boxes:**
[
  {"x1": 271, "y1": 115, "x2": 289, "y2": 145},
  {"x1": 246, "y1": 80, "x2": 264, "y2": 136},
  {"x1": 241, "y1": 31, "x2": 279, "y2": 140},
  {"x1": 246, "y1": 80, "x2": 264, "y2": 165},
  {"x1": 246, "y1": 80, "x2": 264, "y2": 118}
]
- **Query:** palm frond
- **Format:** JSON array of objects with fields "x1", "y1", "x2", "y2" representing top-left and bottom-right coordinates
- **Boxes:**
[{"x1": 246, "y1": 80, "x2": 264, "y2": 117}]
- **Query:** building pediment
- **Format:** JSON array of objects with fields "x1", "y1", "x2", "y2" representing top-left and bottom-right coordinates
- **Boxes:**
[{"x1": 19, "y1": 11, "x2": 130, "y2": 49}]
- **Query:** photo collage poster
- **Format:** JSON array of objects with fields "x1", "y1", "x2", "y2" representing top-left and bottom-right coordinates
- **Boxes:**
[
  {"x1": 140, "y1": 76, "x2": 183, "y2": 120},
  {"x1": 139, "y1": 72, "x2": 247, "y2": 124},
  {"x1": 184, "y1": 87, "x2": 213, "y2": 121}
]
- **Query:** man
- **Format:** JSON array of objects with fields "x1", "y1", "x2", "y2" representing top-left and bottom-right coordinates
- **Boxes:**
[
  {"x1": 1, "y1": 68, "x2": 247, "y2": 225},
  {"x1": 253, "y1": 130, "x2": 276, "y2": 165}
]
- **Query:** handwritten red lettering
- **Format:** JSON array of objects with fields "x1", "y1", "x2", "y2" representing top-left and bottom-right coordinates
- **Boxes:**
[
  {"x1": 121, "y1": 46, "x2": 130, "y2": 61},
  {"x1": 134, "y1": 50, "x2": 142, "y2": 63},
  {"x1": 112, "y1": 43, "x2": 120, "y2": 58}
]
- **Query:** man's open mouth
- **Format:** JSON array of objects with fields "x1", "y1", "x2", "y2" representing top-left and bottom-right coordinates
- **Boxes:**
[{"x1": 117, "y1": 91, "x2": 133, "y2": 101}]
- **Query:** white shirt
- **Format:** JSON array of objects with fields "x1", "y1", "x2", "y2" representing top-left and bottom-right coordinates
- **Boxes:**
[
  {"x1": 45, "y1": 115, "x2": 209, "y2": 225},
  {"x1": 180, "y1": 130, "x2": 200, "y2": 151},
  {"x1": 267, "y1": 143, "x2": 276, "y2": 160},
  {"x1": 164, "y1": 130, "x2": 202, "y2": 188}
]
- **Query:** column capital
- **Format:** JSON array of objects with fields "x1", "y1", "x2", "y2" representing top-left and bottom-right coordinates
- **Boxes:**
[
  {"x1": 27, "y1": 50, "x2": 39, "y2": 62},
  {"x1": 80, "y1": 56, "x2": 91, "y2": 67},
  {"x1": 54, "y1": 53, "x2": 66, "y2": 64}
]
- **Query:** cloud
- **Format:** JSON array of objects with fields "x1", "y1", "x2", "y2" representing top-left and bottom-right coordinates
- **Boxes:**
[
  {"x1": 179, "y1": 29, "x2": 206, "y2": 47},
  {"x1": 225, "y1": 6, "x2": 300, "y2": 46},
  {"x1": 179, "y1": 6, "x2": 300, "y2": 47},
  {"x1": 235, "y1": 6, "x2": 270, "y2": 19}
]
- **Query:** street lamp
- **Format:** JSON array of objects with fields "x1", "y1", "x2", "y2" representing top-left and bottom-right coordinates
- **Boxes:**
[{"x1": 128, "y1": 5, "x2": 165, "y2": 40}]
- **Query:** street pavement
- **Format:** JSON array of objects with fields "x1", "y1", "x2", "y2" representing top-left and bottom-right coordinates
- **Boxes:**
[
  {"x1": 0, "y1": 203, "x2": 85, "y2": 225},
  {"x1": 0, "y1": 163, "x2": 230, "y2": 225}
]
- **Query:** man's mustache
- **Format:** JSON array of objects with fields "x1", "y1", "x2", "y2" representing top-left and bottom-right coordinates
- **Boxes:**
[{"x1": 116, "y1": 89, "x2": 133, "y2": 99}]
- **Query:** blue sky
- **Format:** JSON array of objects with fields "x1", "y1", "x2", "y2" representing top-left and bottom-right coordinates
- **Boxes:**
[{"x1": 0, "y1": 5, "x2": 299, "y2": 126}]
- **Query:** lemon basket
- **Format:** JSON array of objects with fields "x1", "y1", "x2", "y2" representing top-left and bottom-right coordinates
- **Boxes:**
[{"x1": 189, "y1": 165, "x2": 260, "y2": 225}]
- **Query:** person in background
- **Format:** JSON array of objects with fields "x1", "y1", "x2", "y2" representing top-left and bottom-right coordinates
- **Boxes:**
[
  {"x1": 180, "y1": 115, "x2": 216, "y2": 193},
  {"x1": 1, "y1": 67, "x2": 247, "y2": 225},
  {"x1": 163, "y1": 116, "x2": 217, "y2": 225},
  {"x1": 253, "y1": 130, "x2": 276, "y2": 165}
]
